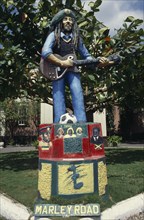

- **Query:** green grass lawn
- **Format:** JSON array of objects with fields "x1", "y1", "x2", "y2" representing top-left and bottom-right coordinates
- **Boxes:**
[
  {"x1": 0, "y1": 148, "x2": 144, "y2": 213},
  {"x1": 0, "y1": 151, "x2": 38, "y2": 209}
]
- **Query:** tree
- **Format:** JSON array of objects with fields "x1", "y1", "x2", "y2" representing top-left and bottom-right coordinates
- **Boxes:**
[{"x1": 0, "y1": 0, "x2": 144, "y2": 116}]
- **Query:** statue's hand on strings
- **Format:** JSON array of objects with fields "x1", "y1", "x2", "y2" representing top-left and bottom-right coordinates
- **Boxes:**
[
  {"x1": 60, "y1": 59, "x2": 74, "y2": 68},
  {"x1": 97, "y1": 57, "x2": 114, "y2": 68}
]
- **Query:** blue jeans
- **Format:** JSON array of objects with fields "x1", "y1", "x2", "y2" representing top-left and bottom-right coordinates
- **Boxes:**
[{"x1": 52, "y1": 72, "x2": 87, "y2": 123}]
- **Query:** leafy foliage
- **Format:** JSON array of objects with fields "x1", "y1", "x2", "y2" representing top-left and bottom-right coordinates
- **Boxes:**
[
  {"x1": 107, "y1": 135, "x2": 122, "y2": 147},
  {"x1": 0, "y1": 0, "x2": 144, "y2": 114}
]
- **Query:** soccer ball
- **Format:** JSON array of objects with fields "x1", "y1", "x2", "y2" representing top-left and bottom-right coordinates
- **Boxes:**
[{"x1": 59, "y1": 113, "x2": 77, "y2": 124}]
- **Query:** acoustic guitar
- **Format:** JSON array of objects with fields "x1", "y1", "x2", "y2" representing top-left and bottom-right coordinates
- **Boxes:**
[{"x1": 39, "y1": 53, "x2": 121, "y2": 81}]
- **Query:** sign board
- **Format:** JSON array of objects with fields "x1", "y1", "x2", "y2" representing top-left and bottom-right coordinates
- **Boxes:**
[{"x1": 34, "y1": 203, "x2": 100, "y2": 217}]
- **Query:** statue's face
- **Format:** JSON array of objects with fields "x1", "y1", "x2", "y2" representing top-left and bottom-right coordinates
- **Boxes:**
[
  {"x1": 62, "y1": 16, "x2": 73, "y2": 32},
  {"x1": 93, "y1": 128, "x2": 99, "y2": 137}
]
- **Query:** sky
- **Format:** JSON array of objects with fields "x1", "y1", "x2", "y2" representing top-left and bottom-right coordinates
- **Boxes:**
[
  {"x1": 83, "y1": 0, "x2": 144, "y2": 35},
  {"x1": 35, "y1": 0, "x2": 144, "y2": 35}
]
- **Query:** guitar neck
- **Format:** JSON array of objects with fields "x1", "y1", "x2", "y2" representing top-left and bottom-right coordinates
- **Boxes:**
[{"x1": 74, "y1": 58, "x2": 100, "y2": 66}]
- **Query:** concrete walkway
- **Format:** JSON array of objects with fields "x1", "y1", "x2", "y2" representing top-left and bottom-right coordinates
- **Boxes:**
[
  {"x1": 0, "y1": 146, "x2": 36, "y2": 154},
  {"x1": 0, "y1": 142, "x2": 143, "y2": 154},
  {"x1": 0, "y1": 193, "x2": 31, "y2": 220},
  {"x1": 107, "y1": 142, "x2": 144, "y2": 149}
]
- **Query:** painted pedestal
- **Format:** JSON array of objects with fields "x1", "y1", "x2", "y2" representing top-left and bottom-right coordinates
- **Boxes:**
[{"x1": 38, "y1": 123, "x2": 108, "y2": 200}]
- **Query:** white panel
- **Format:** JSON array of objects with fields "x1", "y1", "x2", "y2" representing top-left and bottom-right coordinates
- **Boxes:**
[
  {"x1": 93, "y1": 109, "x2": 107, "y2": 136},
  {"x1": 40, "y1": 103, "x2": 53, "y2": 124}
]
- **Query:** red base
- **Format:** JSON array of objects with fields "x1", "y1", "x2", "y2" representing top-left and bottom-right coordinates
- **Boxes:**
[{"x1": 38, "y1": 123, "x2": 105, "y2": 160}]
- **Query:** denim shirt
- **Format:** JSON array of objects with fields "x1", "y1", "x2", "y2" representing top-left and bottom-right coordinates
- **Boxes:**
[{"x1": 41, "y1": 31, "x2": 92, "y2": 60}]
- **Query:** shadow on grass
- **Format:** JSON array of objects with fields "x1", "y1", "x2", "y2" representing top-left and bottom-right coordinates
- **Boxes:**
[
  {"x1": 105, "y1": 148, "x2": 144, "y2": 165},
  {"x1": 0, "y1": 149, "x2": 143, "y2": 172},
  {"x1": 0, "y1": 151, "x2": 38, "y2": 171}
]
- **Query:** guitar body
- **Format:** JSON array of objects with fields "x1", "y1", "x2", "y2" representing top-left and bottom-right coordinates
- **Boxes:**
[{"x1": 40, "y1": 54, "x2": 79, "y2": 81}]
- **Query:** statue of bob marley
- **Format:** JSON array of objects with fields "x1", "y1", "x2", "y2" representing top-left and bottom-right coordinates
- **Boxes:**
[{"x1": 41, "y1": 9, "x2": 112, "y2": 123}]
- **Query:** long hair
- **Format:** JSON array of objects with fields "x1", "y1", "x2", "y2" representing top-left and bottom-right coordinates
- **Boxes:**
[{"x1": 53, "y1": 20, "x2": 80, "y2": 50}]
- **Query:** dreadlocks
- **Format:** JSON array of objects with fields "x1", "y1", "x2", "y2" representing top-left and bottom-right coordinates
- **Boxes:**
[{"x1": 54, "y1": 20, "x2": 80, "y2": 50}]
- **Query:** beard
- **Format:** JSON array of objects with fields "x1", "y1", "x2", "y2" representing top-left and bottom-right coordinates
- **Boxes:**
[{"x1": 62, "y1": 24, "x2": 73, "y2": 33}]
